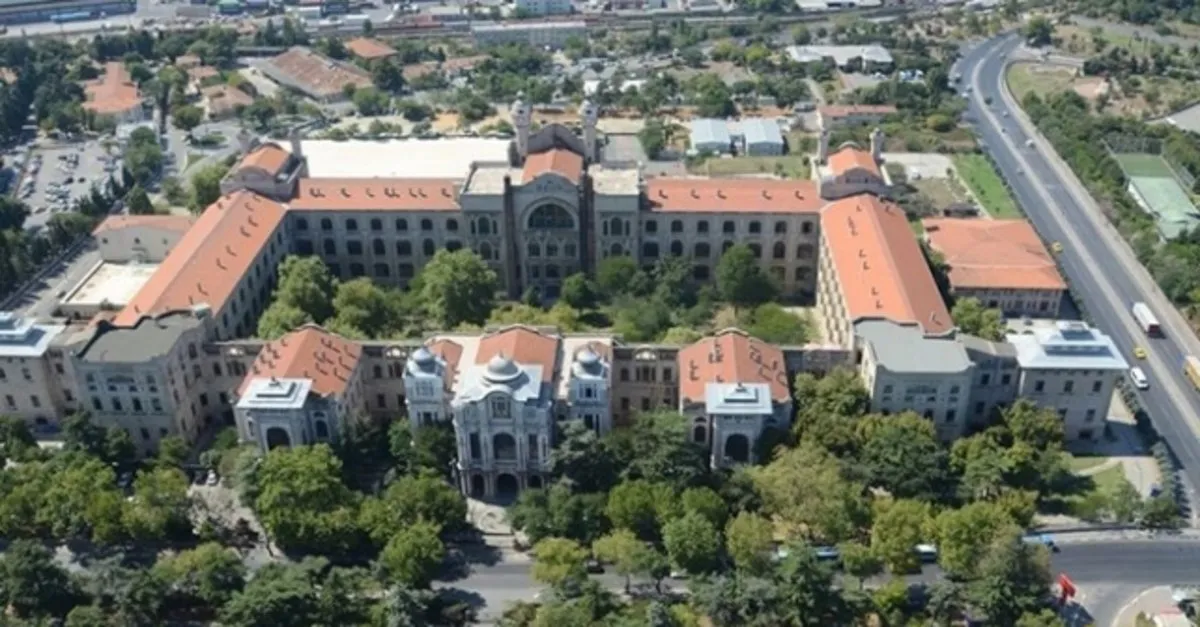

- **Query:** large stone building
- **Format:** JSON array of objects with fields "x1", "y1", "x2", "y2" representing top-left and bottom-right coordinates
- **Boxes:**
[{"x1": 0, "y1": 98, "x2": 1130, "y2": 498}]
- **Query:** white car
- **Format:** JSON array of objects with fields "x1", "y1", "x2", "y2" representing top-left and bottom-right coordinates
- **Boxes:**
[{"x1": 1129, "y1": 367, "x2": 1149, "y2": 390}]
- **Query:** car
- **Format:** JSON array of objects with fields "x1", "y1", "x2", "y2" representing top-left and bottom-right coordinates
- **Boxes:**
[
  {"x1": 1133, "y1": 346, "x2": 1147, "y2": 360},
  {"x1": 205, "y1": 471, "x2": 220, "y2": 486},
  {"x1": 915, "y1": 543, "x2": 938, "y2": 563},
  {"x1": 1129, "y1": 366, "x2": 1149, "y2": 389},
  {"x1": 1024, "y1": 534, "x2": 1058, "y2": 552},
  {"x1": 669, "y1": 569, "x2": 689, "y2": 579},
  {"x1": 1050, "y1": 241, "x2": 1063, "y2": 254},
  {"x1": 585, "y1": 559, "x2": 604, "y2": 574}
]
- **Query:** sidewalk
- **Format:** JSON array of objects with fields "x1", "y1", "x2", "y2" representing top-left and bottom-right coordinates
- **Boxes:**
[{"x1": 1111, "y1": 586, "x2": 1180, "y2": 627}]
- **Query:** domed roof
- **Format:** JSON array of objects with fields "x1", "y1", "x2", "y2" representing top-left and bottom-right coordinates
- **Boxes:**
[
  {"x1": 410, "y1": 346, "x2": 436, "y2": 371},
  {"x1": 572, "y1": 346, "x2": 604, "y2": 377},
  {"x1": 484, "y1": 353, "x2": 522, "y2": 383}
]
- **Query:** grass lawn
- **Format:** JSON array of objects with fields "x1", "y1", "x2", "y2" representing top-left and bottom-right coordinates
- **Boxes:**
[
  {"x1": 1005, "y1": 62, "x2": 1078, "y2": 104},
  {"x1": 952, "y1": 154, "x2": 1023, "y2": 218},
  {"x1": 691, "y1": 155, "x2": 811, "y2": 179},
  {"x1": 1063, "y1": 453, "x2": 1109, "y2": 473}
]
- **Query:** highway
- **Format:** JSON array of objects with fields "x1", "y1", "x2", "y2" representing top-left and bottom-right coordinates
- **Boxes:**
[{"x1": 956, "y1": 34, "x2": 1200, "y2": 511}]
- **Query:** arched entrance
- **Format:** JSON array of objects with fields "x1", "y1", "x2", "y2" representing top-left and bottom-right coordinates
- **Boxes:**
[
  {"x1": 527, "y1": 475, "x2": 543, "y2": 489},
  {"x1": 724, "y1": 434, "x2": 750, "y2": 464},
  {"x1": 496, "y1": 474, "x2": 520, "y2": 501},
  {"x1": 266, "y1": 427, "x2": 291, "y2": 449},
  {"x1": 314, "y1": 420, "x2": 329, "y2": 440},
  {"x1": 693, "y1": 425, "x2": 707, "y2": 443},
  {"x1": 470, "y1": 474, "x2": 485, "y2": 498},
  {"x1": 493, "y1": 433, "x2": 516, "y2": 461}
]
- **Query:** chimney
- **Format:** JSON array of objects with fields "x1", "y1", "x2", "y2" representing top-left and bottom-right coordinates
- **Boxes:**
[{"x1": 289, "y1": 128, "x2": 303, "y2": 161}]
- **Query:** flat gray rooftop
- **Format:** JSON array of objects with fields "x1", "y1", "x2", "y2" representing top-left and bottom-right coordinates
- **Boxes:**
[
  {"x1": 856, "y1": 319, "x2": 972, "y2": 374},
  {"x1": 77, "y1": 311, "x2": 203, "y2": 363}
]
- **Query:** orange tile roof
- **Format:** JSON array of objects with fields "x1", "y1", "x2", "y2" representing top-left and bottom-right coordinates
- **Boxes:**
[
  {"x1": 646, "y1": 178, "x2": 824, "y2": 214},
  {"x1": 82, "y1": 62, "x2": 142, "y2": 116},
  {"x1": 476, "y1": 326, "x2": 559, "y2": 382},
  {"x1": 346, "y1": 37, "x2": 397, "y2": 60},
  {"x1": 922, "y1": 218, "x2": 1067, "y2": 291},
  {"x1": 235, "y1": 143, "x2": 292, "y2": 176},
  {"x1": 827, "y1": 146, "x2": 880, "y2": 178},
  {"x1": 187, "y1": 65, "x2": 219, "y2": 83},
  {"x1": 522, "y1": 149, "x2": 583, "y2": 184},
  {"x1": 203, "y1": 84, "x2": 254, "y2": 116},
  {"x1": 290, "y1": 178, "x2": 460, "y2": 211},
  {"x1": 113, "y1": 190, "x2": 288, "y2": 325},
  {"x1": 265, "y1": 47, "x2": 372, "y2": 99},
  {"x1": 822, "y1": 194, "x2": 953, "y2": 335},
  {"x1": 92, "y1": 214, "x2": 196, "y2": 235},
  {"x1": 239, "y1": 325, "x2": 362, "y2": 398},
  {"x1": 677, "y1": 329, "x2": 790, "y2": 403},
  {"x1": 428, "y1": 339, "x2": 462, "y2": 389},
  {"x1": 819, "y1": 104, "x2": 897, "y2": 118}
]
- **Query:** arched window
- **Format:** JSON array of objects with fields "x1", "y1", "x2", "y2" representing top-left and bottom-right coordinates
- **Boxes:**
[
  {"x1": 528, "y1": 243, "x2": 541, "y2": 258},
  {"x1": 446, "y1": 219, "x2": 459, "y2": 232},
  {"x1": 493, "y1": 433, "x2": 516, "y2": 460},
  {"x1": 671, "y1": 220, "x2": 684, "y2": 233},
  {"x1": 610, "y1": 217, "x2": 623, "y2": 236},
  {"x1": 528, "y1": 204, "x2": 575, "y2": 229},
  {"x1": 773, "y1": 242, "x2": 786, "y2": 259},
  {"x1": 546, "y1": 243, "x2": 558, "y2": 257},
  {"x1": 397, "y1": 241, "x2": 412, "y2": 256},
  {"x1": 694, "y1": 242, "x2": 711, "y2": 258},
  {"x1": 396, "y1": 218, "x2": 408, "y2": 232},
  {"x1": 478, "y1": 218, "x2": 491, "y2": 235},
  {"x1": 670, "y1": 240, "x2": 683, "y2": 256},
  {"x1": 422, "y1": 239, "x2": 435, "y2": 256},
  {"x1": 610, "y1": 243, "x2": 623, "y2": 256},
  {"x1": 420, "y1": 219, "x2": 433, "y2": 232}
]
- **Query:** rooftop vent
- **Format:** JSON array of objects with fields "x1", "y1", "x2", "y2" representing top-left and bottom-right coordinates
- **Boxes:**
[
  {"x1": 340, "y1": 188, "x2": 350, "y2": 198},
  {"x1": 690, "y1": 189, "x2": 699, "y2": 199}
]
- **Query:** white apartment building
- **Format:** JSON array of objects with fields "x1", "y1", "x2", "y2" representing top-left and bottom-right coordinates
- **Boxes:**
[{"x1": 515, "y1": 0, "x2": 573, "y2": 15}]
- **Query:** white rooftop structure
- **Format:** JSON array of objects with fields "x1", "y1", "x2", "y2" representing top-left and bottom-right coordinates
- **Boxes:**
[
  {"x1": 293, "y1": 138, "x2": 512, "y2": 179},
  {"x1": 1007, "y1": 321, "x2": 1129, "y2": 371},
  {"x1": 0, "y1": 312, "x2": 64, "y2": 357},
  {"x1": 786, "y1": 44, "x2": 894, "y2": 66},
  {"x1": 237, "y1": 377, "x2": 313, "y2": 410},
  {"x1": 455, "y1": 352, "x2": 546, "y2": 404},
  {"x1": 740, "y1": 118, "x2": 784, "y2": 146},
  {"x1": 62, "y1": 262, "x2": 160, "y2": 311},
  {"x1": 705, "y1": 382, "x2": 773, "y2": 415}
]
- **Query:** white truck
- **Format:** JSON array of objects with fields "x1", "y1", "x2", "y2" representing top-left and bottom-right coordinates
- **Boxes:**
[{"x1": 1133, "y1": 302, "x2": 1161, "y2": 336}]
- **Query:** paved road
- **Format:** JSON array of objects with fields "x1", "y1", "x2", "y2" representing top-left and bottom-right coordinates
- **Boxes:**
[{"x1": 956, "y1": 34, "x2": 1200, "y2": 516}]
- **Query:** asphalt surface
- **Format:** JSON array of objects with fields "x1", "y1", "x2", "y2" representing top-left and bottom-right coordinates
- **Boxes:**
[{"x1": 956, "y1": 34, "x2": 1200, "y2": 514}]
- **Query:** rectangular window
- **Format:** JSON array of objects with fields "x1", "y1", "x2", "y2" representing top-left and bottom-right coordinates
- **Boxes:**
[
  {"x1": 112, "y1": 398, "x2": 123, "y2": 412},
  {"x1": 1092, "y1": 380, "x2": 1103, "y2": 393},
  {"x1": 4, "y1": 395, "x2": 14, "y2": 409},
  {"x1": 140, "y1": 428, "x2": 151, "y2": 440},
  {"x1": 1085, "y1": 409, "x2": 1097, "y2": 422},
  {"x1": 377, "y1": 394, "x2": 386, "y2": 409},
  {"x1": 528, "y1": 434, "x2": 539, "y2": 460},
  {"x1": 1063, "y1": 380, "x2": 1074, "y2": 393},
  {"x1": 132, "y1": 398, "x2": 143, "y2": 412},
  {"x1": 92, "y1": 397, "x2": 103, "y2": 411},
  {"x1": 1034, "y1": 380, "x2": 1045, "y2": 393},
  {"x1": 469, "y1": 433, "x2": 481, "y2": 460}
]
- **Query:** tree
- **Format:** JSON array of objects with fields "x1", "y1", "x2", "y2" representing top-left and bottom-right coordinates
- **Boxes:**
[
  {"x1": 968, "y1": 530, "x2": 1052, "y2": 626},
  {"x1": 125, "y1": 184, "x2": 154, "y2": 215},
  {"x1": 595, "y1": 255, "x2": 639, "y2": 298},
  {"x1": 387, "y1": 419, "x2": 457, "y2": 479},
  {"x1": 1016, "y1": 609, "x2": 1067, "y2": 627},
  {"x1": 220, "y1": 559, "x2": 368, "y2": 627},
  {"x1": 507, "y1": 482, "x2": 608, "y2": 545},
  {"x1": 680, "y1": 486, "x2": 728, "y2": 529},
  {"x1": 257, "y1": 303, "x2": 312, "y2": 339},
  {"x1": 753, "y1": 443, "x2": 870, "y2": 544},
  {"x1": 559, "y1": 273, "x2": 596, "y2": 310},
  {"x1": 103, "y1": 426, "x2": 137, "y2": 467},
  {"x1": 930, "y1": 501, "x2": 1013, "y2": 579},
  {"x1": 157, "y1": 435, "x2": 188, "y2": 469},
  {"x1": 124, "y1": 467, "x2": 192, "y2": 541},
  {"x1": 738, "y1": 303, "x2": 810, "y2": 344},
  {"x1": 638, "y1": 118, "x2": 667, "y2": 159},
  {"x1": 189, "y1": 161, "x2": 230, "y2": 212},
  {"x1": 952, "y1": 297, "x2": 1006, "y2": 341},
  {"x1": 353, "y1": 86, "x2": 391, "y2": 116},
  {"x1": 662, "y1": 511, "x2": 721, "y2": 575},
  {"x1": 1141, "y1": 495, "x2": 1181, "y2": 529},
  {"x1": 531, "y1": 537, "x2": 589, "y2": 588},
  {"x1": 548, "y1": 419, "x2": 617, "y2": 492},
  {"x1": 153, "y1": 542, "x2": 246, "y2": 607},
  {"x1": 605, "y1": 479, "x2": 666, "y2": 541},
  {"x1": 838, "y1": 541, "x2": 882, "y2": 589},
  {"x1": 592, "y1": 528, "x2": 653, "y2": 592},
  {"x1": 264, "y1": 255, "x2": 337, "y2": 326},
  {"x1": 359, "y1": 470, "x2": 466, "y2": 546},
  {"x1": 381, "y1": 521, "x2": 445, "y2": 588},
  {"x1": 255, "y1": 445, "x2": 362, "y2": 555},
  {"x1": 1023, "y1": 15, "x2": 1054, "y2": 47},
  {"x1": 171, "y1": 104, "x2": 204, "y2": 133},
  {"x1": 858, "y1": 413, "x2": 951, "y2": 500},
  {"x1": 65, "y1": 605, "x2": 109, "y2": 627},
  {"x1": 870, "y1": 499, "x2": 932, "y2": 574},
  {"x1": 0, "y1": 540, "x2": 80, "y2": 618},
  {"x1": 329, "y1": 277, "x2": 399, "y2": 338},
  {"x1": 416, "y1": 249, "x2": 498, "y2": 329},
  {"x1": 607, "y1": 411, "x2": 708, "y2": 492},
  {"x1": 372, "y1": 60, "x2": 406, "y2": 93},
  {"x1": 724, "y1": 511, "x2": 774, "y2": 575},
  {"x1": 717, "y1": 244, "x2": 775, "y2": 309}
]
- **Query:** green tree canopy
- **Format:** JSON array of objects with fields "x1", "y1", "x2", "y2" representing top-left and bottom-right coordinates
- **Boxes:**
[
  {"x1": 717, "y1": 244, "x2": 776, "y2": 309},
  {"x1": 952, "y1": 297, "x2": 1006, "y2": 341},
  {"x1": 416, "y1": 249, "x2": 498, "y2": 329}
]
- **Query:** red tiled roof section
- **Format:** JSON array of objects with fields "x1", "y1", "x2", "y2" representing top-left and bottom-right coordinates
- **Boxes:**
[
  {"x1": 239, "y1": 325, "x2": 362, "y2": 398},
  {"x1": 428, "y1": 339, "x2": 462, "y2": 389},
  {"x1": 646, "y1": 178, "x2": 823, "y2": 214},
  {"x1": 264, "y1": 47, "x2": 372, "y2": 99},
  {"x1": 83, "y1": 62, "x2": 142, "y2": 116},
  {"x1": 922, "y1": 218, "x2": 1067, "y2": 291},
  {"x1": 93, "y1": 214, "x2": 197, "y2": 235},
  {"x1": 523, "y1": 149, "x2": 584, "y2": 184},
  {"x1": 235, "y1": 143, "x2": 292, "y2": 176},
  {"x1": 187, "y1": 65, "x2": 219, "y2": 83},
  {"x1": 346, "y1": 37, "x2": 397, "y2": 60},
  {"x1": 291, "y1": 178, "x2": 460, "y2": 211},
  {"x1": 819, "y1": 104, "x2": 897, "y2": 118},
  {"x1": 476, "y1": 326, "x2": 559, "y2": 382},
  {"x1": 677, "y1": 329, "x2": 789, "y2": 403},
  {"x1": 821, "y1": 194, "x2": 953, "y2": 335},
  {"x1": 827, "y1": 146, "x2": 880, "y2": 178},
  {"x1": 203, "y1": 84, "x2": 254, "y2": 115},
  {"x1": 113, "y1": 190, "x2": 288, "y2": 325}
]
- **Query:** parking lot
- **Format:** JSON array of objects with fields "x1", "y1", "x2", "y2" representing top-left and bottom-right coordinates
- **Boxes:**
[{"x1": 18, "y1": 141, "x2": 121, "y2": 229}]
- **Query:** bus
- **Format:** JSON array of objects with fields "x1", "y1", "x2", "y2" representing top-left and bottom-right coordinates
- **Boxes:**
[
  {"x1": 1185, "y1": 356, "x2": 1200, "y2": 391},
  {"x1": 1133, "y1": 302, "x2": 1161, "y2": 336}
]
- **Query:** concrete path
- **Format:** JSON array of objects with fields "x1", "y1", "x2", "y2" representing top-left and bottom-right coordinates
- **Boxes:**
[{"x1": 1110, "y1": 585, "x2": 1180, "y2": 627}]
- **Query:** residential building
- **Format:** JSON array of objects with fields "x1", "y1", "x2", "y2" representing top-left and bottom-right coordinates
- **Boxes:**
[
  {"x1": 689, "y1": 118, "x2": 732, "y2": 154},
  {"x1": 0, "y1": 313, "x2": 70, "y2": 429},
  {"x1": 923, "y1": 218, "x2": 1067, "y2": 317},
  {"x1": 82, "y1": 62, "x2": 145, "y2": 124},
  {"x1": 202, "y1": 84, "x2": 254, "y2": 120},
  {"x1": 818, "y1": 104, "x2": 898, "y2": 128},
  {"x1": 345, "y1": 37, "x2": 397, "y2": 61},
  {"x1": 1008, "y1": 321, "x2": 1128, "y2": 441},
  {"x1": 92, "y1": 215, "x2": 197, "y2": 264},
  {"x1": 786, "y1": 44, "x2": 894, "y2": 71},
  {"x1": 259, "y1": 47, "x2": 373, "y2": 102},
  {"x1": 515, "y1": 0, "x2": 573, "y2": 15},
  {"x1": 471, "y1": 21, "x2": 587, "y2": 49}
]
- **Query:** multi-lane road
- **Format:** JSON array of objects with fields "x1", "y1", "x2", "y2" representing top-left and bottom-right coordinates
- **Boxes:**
[{"x1": 957, "y1": 34, "x2": 1200, "y2": 506}]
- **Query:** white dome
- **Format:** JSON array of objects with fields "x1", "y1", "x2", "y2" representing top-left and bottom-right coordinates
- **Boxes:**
[
  {"x1": 484, "y1": 353, "x2": 521, "y2": 383},
  {"x1": 410, "y1": 346, "x2": 436, "y2": 372}
]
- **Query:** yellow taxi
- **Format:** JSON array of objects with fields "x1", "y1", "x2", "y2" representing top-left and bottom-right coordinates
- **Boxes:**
[
  {"x1": 1050, "y1": 241, "x2": 1064, "y2": 254},
  {"x1": 1133, "y1": 346, "x2": 1147, "y2": 360}
]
